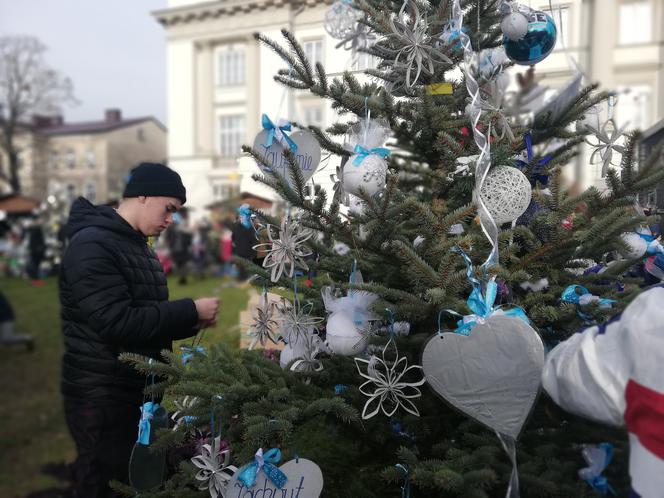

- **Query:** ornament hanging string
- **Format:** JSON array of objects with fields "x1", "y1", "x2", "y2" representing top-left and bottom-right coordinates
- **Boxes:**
[
  {"x1": 497, "y1": 432, "x2": 520, "y2": 498},
  {"x1": 395, "y1": 463, "x2": 411, "y2": 498},
  {"x1": 451, "y1": 0, "x2": 499, "y2": 268}
]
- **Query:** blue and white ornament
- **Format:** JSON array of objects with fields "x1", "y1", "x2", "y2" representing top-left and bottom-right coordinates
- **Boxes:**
[{"x1": 503, "y1": 10, "x2": 557, "y2": 65}]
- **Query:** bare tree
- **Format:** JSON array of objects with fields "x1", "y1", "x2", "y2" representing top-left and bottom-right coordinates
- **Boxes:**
[{"x1": 0, "y1": 36, "x2": 77, "y2": 194}]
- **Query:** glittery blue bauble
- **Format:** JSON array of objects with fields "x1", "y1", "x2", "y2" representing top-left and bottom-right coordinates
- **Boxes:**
[{"x1": 503, "y1": 10, "x2": 557, "y2": 65}]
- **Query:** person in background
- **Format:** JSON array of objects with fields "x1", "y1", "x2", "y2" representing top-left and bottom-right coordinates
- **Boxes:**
[
  {"x1": 542, "y1": 285, "x2": 664, "y2": 498},
  {"x1": 165, "y1": 211, "x2": 192, "y2": 285},
  {"x1": 25, "y1": 217, "x2": 46, "y2": 286},
  {"x1": 59, "y1": 162, "x2": 220, "y2": 498},
  {"x1": 231, "y1": 203, "x2": 257, "y2": 281},
  {"x1": 220, "y1": 225, "x2": 234, "y2": 277},
  {"x1": 0, "y1": 290, "x2": 34, "y2": 350}
]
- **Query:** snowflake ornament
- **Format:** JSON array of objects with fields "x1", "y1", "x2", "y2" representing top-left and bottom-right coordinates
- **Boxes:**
[
  {"x1": 384, "y1": 1, "x2": 452, "y2": 88},
  {"x1": 191, "y1": 439, "x2": 237, "y2": 498},
  {"x1": 275, "y1": 297, "x2": 324, "y2": 345},
  {"x1": 585, "y1": 119, "x2": 627, "y2": 177},
  {"x1": 171, "y1": 395, "x2": 200, "y2": 430},
  {"x1": 354, "y1": 341, "x2": 425, "y2": 419},
  {"x1": 253, "y1": 217, "x2": 314, "y2": 282},
  {"x1": 248, "y1": 292, "x2": 278, "y2": 350}
]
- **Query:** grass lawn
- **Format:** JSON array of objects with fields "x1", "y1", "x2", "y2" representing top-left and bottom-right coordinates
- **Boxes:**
[{"x1": 0, "y1": 276, "x2": 248, "y2": 498}]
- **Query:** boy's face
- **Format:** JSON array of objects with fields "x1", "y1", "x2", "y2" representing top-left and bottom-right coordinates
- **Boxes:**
[{"x1": 137, "y1": 196, "x2": 182, "y2": 236}]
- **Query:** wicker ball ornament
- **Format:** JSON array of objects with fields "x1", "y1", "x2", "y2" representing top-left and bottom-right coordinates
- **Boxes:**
[{"x1": 479, "y1": 166, "x2": 532, "y2": 225}]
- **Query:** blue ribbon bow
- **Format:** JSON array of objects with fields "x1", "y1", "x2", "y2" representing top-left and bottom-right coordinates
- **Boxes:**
[
  {"x1": 238, "y1": 448, "x2": 288, "y2": 489},
  {"x1": 579, "y1": 443, "x2": 616, "y2": 495},
  {"x1": 262, "y1": 114, "x2": 298, "y2": 152},
  {"x1": 352, "y1": 144, "x2": 390, "y2": 166},
  {"x1": 561, "y1": 285, "x2": 615, "y2": 308},
  {"x1": 447, "y1": 247, "x2": 530, "y2": 335},
  {"x1": 137, "y1": 401, "x2": 159, "y2": 445},
  {"x1": 515, "y1": 133, "x2": 552, "y2": 187},
  {"x1": 335, "y1": 384, "x2": 348, "y2": 395},
  {"x1": 636, "y1": 231, "x2": 664, "y2": 255},
  {"x1": 180, "y1": 345, "x2": 205, "y2": 365}
]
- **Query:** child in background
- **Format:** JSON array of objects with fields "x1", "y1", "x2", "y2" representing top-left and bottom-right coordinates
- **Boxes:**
[
  {"x1": 0, "y1": 290, "x2": 34, "y2": 350},
  {"x1": 542, "y1": 286, "x2": 664, "y2": 498}
]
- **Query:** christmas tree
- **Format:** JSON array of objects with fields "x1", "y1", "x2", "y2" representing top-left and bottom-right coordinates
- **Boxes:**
[{"x1": 120, "y1": 1, "x2": 664, "y2": 497}]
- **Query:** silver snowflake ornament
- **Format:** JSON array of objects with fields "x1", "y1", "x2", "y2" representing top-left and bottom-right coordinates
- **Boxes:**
[
  {"x1": 384, "y1": 1, "x2": 452, "y2": 88},
  {"x1": 248, "y1": 292, "x2": 278, "y2": 350},
  {"x1": 275, "y1": 297, "x2": 324, "y2": 345},
  {"x1": 585, "y1": 119, "x2": 627, "y2": 177},
  {"x1": 355, "y1": 341, "x2": 425, "y2": 419},
  {"x1": 253, "y1": 217, "x2": 314, "y2": 283},
  {"x1": 191, "y1": 439, "x2": 238, "y2": 498}
]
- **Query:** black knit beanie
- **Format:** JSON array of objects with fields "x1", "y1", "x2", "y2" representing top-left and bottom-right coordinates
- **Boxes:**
[{"x1": 123, "y1": 162, "x2": 186, "y2": 205}]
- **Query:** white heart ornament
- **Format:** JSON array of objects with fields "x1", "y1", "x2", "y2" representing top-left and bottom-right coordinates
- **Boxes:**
[
  {"x1": 253, "y1": 129, "x2": 321, "y2": 188},
  {"x1": 421, "y1": 315, "x2": 544, "y2": 439},
  {"x1": 227, "y1": 458, "x2": 323, "y2": 498}
]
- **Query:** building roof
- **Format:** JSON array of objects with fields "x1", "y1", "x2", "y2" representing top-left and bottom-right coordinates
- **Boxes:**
[
  {"x1": 0, "y1": 194, "x2": 40, "y2": 214},
  {"x1": 35, "y1": 116, "x2": 166, "y2": 137},
  {"x1": 153, "y1": 0, "x2": 327, "y2": 26}
]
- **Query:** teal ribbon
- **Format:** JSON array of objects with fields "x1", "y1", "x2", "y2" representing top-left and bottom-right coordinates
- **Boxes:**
[
  {"x1": 582, "y1": 443, "x2": 616, "y2": 495},
  {"x1": 352, "y1": 144, "x2": 390, "y2": 166},
  {"x1": 561, "y1": 285, "x2": 615, "y2": 308},
  {"x1": 448, "y1": 246, "x2": 529, "y2": 335},
  {"x1": 262, "y1": 114, "x2": 297, "y2": 152},
  {"x1": 137, "y1": 401, "x2": 159, "y2": 445},
  {"x1": 238, "y1": 448, "x2": 288, "y2": 489},
  {"x1": 180, "y1": 345, "x2": 205, "y2": 365}
]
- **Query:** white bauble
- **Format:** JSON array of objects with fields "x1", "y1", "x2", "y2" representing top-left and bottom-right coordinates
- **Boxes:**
[
  {"x1": 343, "y1": 154, "x2": 387, "y2": 197},
  {"x1": 620, "y1": 232, "x2": 647, "y2": 259},
  {"x1": 479, "y1": 166, "x2": 532, "y2": 225},
  {"x1": 279, "y1": 341, "x2": 307, "y2": 369},
  {"x1": 501, "y1": 12, "x2": 529, "y2": 41},
  {"x1": 348, "y1": 194, "x2": 366, "y2": 216},
  {"x1": 325, "y1": 312, "x2": 367, "y2": 356}
]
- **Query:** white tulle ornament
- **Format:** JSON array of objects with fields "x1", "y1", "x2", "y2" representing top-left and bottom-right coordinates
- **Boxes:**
[
  {"x1": 343, "y1": 118, "x2": 391, "y2": 197},
  {"x1": 324, "y1": 0, "x2": 363, "y2": 40},
  {"x1": 576, "y1": 105, "x2": 601, "y2": 133},
  {"x1": 479, "y1": 166, "x2": 532, "y2": 225},
  {"x1": 322, "y1": 271, "x2": 378, "y2": 357},
  {"x1": 620, "y1": 232, "x2": 647, "y2": 259},
  {"x1": 348, "y1": 194, "x2": 366, "y2": 216},
  {"x1": 344, "y1": 154, "x2": 388, "y2": 197},
  {"x1": 501, "y1": 11, "x2": 528, "y2": 41}
]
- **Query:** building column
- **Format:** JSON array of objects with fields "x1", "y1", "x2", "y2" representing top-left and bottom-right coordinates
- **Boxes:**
[{"x1": 195, "y1": 41, "x2": 215, "y2": 156}]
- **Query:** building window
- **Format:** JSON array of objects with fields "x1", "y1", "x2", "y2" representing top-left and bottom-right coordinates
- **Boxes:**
[
  {"x1": 219, "y1": 115, "x2": 246, "y2": 157},
  {"x1": 218, "y1": 45, "x2": 245, "y2": 86},
  {"x1": 85, "y1": 183, "x2": 96, "y2": 203},
  {"x1": 212, "y1": 183, "x2": 240, "y2": 200},
  {"x1": 354, "y1": 50, "x2": 377, "y2": 71},
  {"x1": 303, "y1": 106, "x2": 324, "y2": 128},
  {"x1": 66, "y1": 149, "x2": 76, "y2": 169},
  {"x1": 137, "y1": 128, "x2": 145, "y2": 142},
  {"x1": 85, "y1": 148, "x2": 95, "y2": 169},
  {"x1": 619, "y1": 1, "x2": 652, "y2": 45},
  {"x1": 616, "y1": 85, "x2": 652, "y2": 130},
  {"x1": 303, "y1": 39, "x2": 324, "y2": 67},
  {"x1": 542, "y1": 6, "x2": 571, "y2": 49},
  {"x1": 48, "y1": 151, "x2": 59, "y2": 170}
]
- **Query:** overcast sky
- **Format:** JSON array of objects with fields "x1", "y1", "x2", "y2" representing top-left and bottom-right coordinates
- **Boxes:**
[{"x1": 0, "y1": 0, "x2": 168, "y2": 124}]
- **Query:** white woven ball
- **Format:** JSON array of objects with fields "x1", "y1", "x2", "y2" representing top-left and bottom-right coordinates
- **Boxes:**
[
  {"x1": 620, "y1": 232, "x2": 647, "y2": 259},
  {"x1": 479, "y1": 166, "x2": 532, "y2": 225},
  {"x1": 501, "y1": 12, "x2": 529, "y2": 41},
  {"x1": 325, "y1": 313, "x2": 367, "y2": 356},
  {"x1": 343, "y1": 154, "x2": 387, "y2": 197}
]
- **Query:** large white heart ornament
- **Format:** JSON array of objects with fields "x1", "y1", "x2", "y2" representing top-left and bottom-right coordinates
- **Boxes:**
[
  {"x1": 226, "y1": 458, "x2": 323, "y2": 498},
  {"x1": 253, "y1": 129, "x2": 321, "y2": 188},
  {"x1": 421, "y1": 315, "x2": 545, "y2": 439}
]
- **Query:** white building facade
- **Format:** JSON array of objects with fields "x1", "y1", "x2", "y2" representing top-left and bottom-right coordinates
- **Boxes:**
[{"x1": 155, "y1": 0, "x2": 664, "y2": 218}]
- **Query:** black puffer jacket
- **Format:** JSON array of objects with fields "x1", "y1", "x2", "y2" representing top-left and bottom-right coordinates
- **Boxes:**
[{"x1": 59, "y1": 198, "x2": 199, "y2": 402}]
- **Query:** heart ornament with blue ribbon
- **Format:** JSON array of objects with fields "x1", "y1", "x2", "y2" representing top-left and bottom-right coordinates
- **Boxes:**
[
  {"x1": 253, "y1": 116, "x2": 321, "y2": 189},
  {"x1": 421, "y1": 315, "x2": 545, "y2": 440},
  {"x1": 226, "y1": 451, "x2": 323, "y2": 498}
]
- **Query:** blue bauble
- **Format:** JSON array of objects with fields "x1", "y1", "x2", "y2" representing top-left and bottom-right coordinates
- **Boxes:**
[{"x1": 503, "y1": 10, "x2": 557, "y2": 65}]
